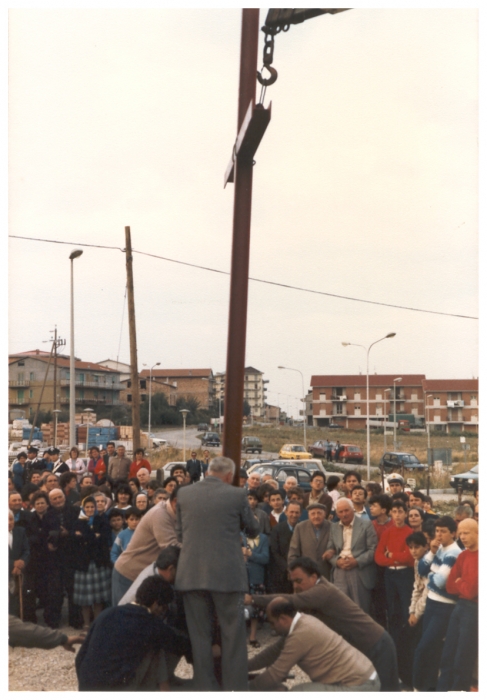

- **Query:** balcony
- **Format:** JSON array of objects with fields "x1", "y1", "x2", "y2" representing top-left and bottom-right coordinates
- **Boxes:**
[
  {"x1": 60, "y1": 397, "x2": 124, "y2": 405},
  {"x1": 60, "y1": 379, "x2": 124, "y2": 390},
  {"x1": 9, "y1": 399, "x2": 29, "y2": 406},
  {"x1": 446, "y1": 400, "x2": 464, "y2": 408},
  {"x1": 331, "y1": 394, "x2": 348, "y2": 401},
  {"x1": 9, "y1": 380, "x2": 30, "y2": 387}
]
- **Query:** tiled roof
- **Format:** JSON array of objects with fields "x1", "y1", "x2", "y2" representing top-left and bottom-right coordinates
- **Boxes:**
[
  {"x1": 141, "y1": 369, "x2": 213, "y2": 378},
  {"x1": 422, "y1": 379, "x2": 478, "y2": 391},
  {"x1": 310, "y1": 374, "x2": 426, "y2": 387}
]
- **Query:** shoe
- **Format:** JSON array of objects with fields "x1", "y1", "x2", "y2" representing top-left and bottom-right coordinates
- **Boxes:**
[{"x1": 249, "y1": 640, "x2": 260, "y2": 648}]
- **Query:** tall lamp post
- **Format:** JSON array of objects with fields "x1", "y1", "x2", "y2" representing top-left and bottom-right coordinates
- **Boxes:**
[
  {"x1": 425, "y1": 394, "x2": 432, "y2": 496},
  {"x1": 393, "y1": 377, "x2": 403, "y2": 450},
  {"x1": 69, "y1": 249, "x2": 83, "y2": 447},
  {"x1": 383, "y1": 389, "x2": 391, "y2": 451},
  {"x1": 278, "y1": 366, "x2": 307, "y2": 449},
  {"x1": 145, "y1": 362, "x2": 160, "y2": 447},
  {"x1": 180, "y1": 409, "x2": 190, "y2": 462},
  {"x1": 342, "y1": 333, "x2": 396, "y2": 480},
  {"x1": 53, "y1": 409, "x2": 61, "y2": 449}
]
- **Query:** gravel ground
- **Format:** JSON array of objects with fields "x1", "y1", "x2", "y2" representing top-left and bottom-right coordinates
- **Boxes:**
[{"x1": 9, "y1": 619, "x2": 309, "y2": 691}]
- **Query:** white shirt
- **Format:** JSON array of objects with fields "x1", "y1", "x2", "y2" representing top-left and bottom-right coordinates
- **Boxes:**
[{"x1": 289, "y1": 611, "x2": 302, "y2": 636}]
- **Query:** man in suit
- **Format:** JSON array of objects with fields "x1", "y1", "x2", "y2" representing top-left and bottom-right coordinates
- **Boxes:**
[
  {"x1": 302, "y1": 472, "x2": 333, "y2": 517},
  {"x1": 247, "y1": 597, "x2": 379, "y2": 691},
  {"x1": 269, "y1": 502, "x2": 301, "y2": 593},
  {"x1": 288, "y1": 504, "x2": 331, "y2": 579},
  {"x1": 175, "y1": 456, "x2": 260, "y2": 691},
  {"x1": 325, "y1": 497, "x2": 377, "y2": 613},
  {"x1": 186, "y1": 452, "x2": 202, "y2": 483}
]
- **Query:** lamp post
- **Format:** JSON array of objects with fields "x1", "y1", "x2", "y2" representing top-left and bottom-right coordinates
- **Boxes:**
[
  {"x1": 342, "y1": 333, "x2": 396, "y2": 480},
  {"x1": 393, "y1": 377, "x2": 403, "y2": 450},
  {"x1": 383, "y1": 389, "x2": 391, "y2": 451},
  {"x1": 425, "y1": 394, "x2": 432, "y2": 496},
  {"x1": 147, "y1": 362, "x2": 160, "y2": 447},
  {"x1": 278, "y1": 366, "x2": 307, "y2": 449},
  {"x1": 180, "y1": 409, "x2": 190, "y2": 462},
  {"x1": 83, "y1": 407, "x2": 94, "y2": 458},
  {"x1": 69, "y1": 249, "x2": 83, "y2": 447}
]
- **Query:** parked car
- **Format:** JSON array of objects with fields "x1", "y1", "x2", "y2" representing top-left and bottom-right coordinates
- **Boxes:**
[
  {"x1": 246, "y1": 463, "x2": 315, "y2": 492},
  {"x1": 149, "y1": 434, "x2": 167, "y2": 448},
  {"x1": 450, "y1": 465, "x2": 478, "y2": 492},
  {"x1": 197, "y1": 423, "x2": 209, "y2": 432},
  {"x1": 241, "y1": 436, "x2": 262, "y2": 454},
  {"x1": 333, "y1": 444, "x2": 363, "y2": 464},
  {"x1": 152, "y1": 461, "x2": 187, "y2": 483},
  {"x1": 379, "y1": 452, "x2": 427, "y2": 473},
  {"x1": 278, "y1": 444, "x2": 312, "y2": 460},
  {"x1": 309, "y1": 440, "x2": 337, "y2": 458},
  {"x1": 200, "y1": 432, "x2": 221, "y2": 447},
  {"x1": 242, "y1": 458, "x2": 270, "y2": 472},
  {"x1": 248, "y1": 459, "x2": 330, "y2": 479}
]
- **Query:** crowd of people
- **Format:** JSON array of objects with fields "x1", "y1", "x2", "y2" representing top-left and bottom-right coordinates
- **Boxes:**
[{"x1": 8, "y1": 444, "x2": 479, "y2": 692}]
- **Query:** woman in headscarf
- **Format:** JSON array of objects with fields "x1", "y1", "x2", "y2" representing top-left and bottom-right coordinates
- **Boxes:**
[{"x1": 73, "y1": 496, "x2": 112, "y2": 629}]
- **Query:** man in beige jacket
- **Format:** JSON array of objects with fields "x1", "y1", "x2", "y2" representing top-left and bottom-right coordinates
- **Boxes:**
[{"x1": 248, "y1": 598, "x2": 380, "y2": 692}]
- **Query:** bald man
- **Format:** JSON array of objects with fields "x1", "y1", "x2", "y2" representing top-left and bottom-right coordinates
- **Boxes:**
[
  {"x1": 247, "y1": 597, "x2": 379, "y2": 692},
  {"x1": 437, "y1": 519, "x2": 478, "y2": 692}
]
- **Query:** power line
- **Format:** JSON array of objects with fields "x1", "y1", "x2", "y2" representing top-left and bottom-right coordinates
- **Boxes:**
[{"x1": 9, "y1": 234, "x2": 477, "y2": 320}]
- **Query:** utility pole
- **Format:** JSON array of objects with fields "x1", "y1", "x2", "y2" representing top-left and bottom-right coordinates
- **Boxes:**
[{"x1": 125, "y1": 226, "x2": 141, "y2": 452}]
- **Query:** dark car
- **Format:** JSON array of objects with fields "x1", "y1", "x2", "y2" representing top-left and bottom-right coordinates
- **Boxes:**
[
  {"x1": 200, "y1": 432, "x2": 221, "y2": 447},
  {"x1": 197, "y1": 423, "x2": 209, "y2": 432},
  {"x1": 309, "y1": 441, "x2": 337, "y2": 458},
  {"x1": 379, "y1": 452, "x2": 427, "y2": 473},
  {"x1": 242, "y1": 458, "x2": 270, "y2": 472},
  {"x1": 241, "y1": 436, "x2": 263, "y2": 454},
  {"x1": 450, "y1": 465, "x2": 478, "y2": 492}
]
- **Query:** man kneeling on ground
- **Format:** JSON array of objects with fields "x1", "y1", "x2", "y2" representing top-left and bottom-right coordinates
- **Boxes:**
[
  {"x1": 248, "y1": 597, "x2": 380, "y2": 692},
  {"x1": 76, "y1": 576, "x2": 191, "y2": 691}
]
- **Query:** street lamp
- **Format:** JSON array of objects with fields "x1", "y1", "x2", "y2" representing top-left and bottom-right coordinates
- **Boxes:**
[
  {"x1": 278, "y1": 366, "x2": 307, "y2": 449},
  {"x1": 342, "y1": 333, "x2": 396, "y2": 479},
  {"x1": 425, "y1": 394, "x2": 433, "y2": 496},
  {"x1": 69, "y1": 249, "x2": 83, "y2": 447},
  {"x1": 383, "y1": 389, "x2": 391, "y2": 451},
  {"x1": 393, "y1": 377, "x2": 403, "y2": 450},
  {"x1": 144, "y1": 362, "x2": 160, "y2": 447},
  {"x1": 180, "y1": 409, "x2": 190, "y2": 461}
]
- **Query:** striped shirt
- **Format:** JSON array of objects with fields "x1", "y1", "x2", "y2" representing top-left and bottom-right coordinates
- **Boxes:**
[{"x1": 418, "y1": 541, "x2": 462, "y2": 604}]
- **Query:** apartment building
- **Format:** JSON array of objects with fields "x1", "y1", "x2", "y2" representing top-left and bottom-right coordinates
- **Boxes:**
[
  {"x1": 9, "y1": 350, "x2": 122, "y2": 420},
  {"x1": 310, "y1": 373, "x2": 479, "y2": 433},
  {"x1": 139, "y1": 368, "x2": 214, "y2": 409},
  {"x1": 423, "y1": 379, "x2": 479, "y2": 433},
  {"x1": 214, "y1": 367, "x2": 268, "y2": 418},
  {"x1": 310, "y1": 374, "x2": 427, "y2": 429}
]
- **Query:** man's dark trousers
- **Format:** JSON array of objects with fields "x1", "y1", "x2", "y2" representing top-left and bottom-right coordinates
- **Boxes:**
[
  {"x1": 368, "y1": 630, "x2": 399, "y2": 692},
  {"x1": 436, "y1": 599, "x2": 478, "y2": 691},
  {"x1": 413, "y1": 598, "x2": 455, "y2": 691},
  {"x1": 384, "y1": 568, "x2": 414, "y2": 686}
]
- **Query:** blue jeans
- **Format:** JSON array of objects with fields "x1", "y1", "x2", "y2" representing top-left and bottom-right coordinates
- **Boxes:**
[
  {"x1": 436, "y1": 599, "x2": 478, "y2": 691},
  {"x1": 413, "y1": 598, "x2": 455, "y2": 691},
  {"x1": 384, "y1": 568, "x2": 414, "y2": 642}
]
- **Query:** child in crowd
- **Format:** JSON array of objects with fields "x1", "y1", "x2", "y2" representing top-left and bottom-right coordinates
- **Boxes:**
[
  {"x1": 413, "y1": 516, "x2": 462, "y2": 691},
  {"x1": 110, "y1": 507, "x2": 141, "y2": 564},
  {"x1": 108, "y1": 508, "x2": 126, "y2": 546},
  {"x1": 405, "y1": 531, "x2": 429, "y2": 680}
]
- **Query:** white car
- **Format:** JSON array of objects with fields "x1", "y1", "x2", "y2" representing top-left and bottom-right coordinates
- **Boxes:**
[
  {"x1": 149, "y1": 434, "x2": 168, "y2": 449},
  {"x1": 151, "y1": 461, "x2": 186, "y2": 483}
]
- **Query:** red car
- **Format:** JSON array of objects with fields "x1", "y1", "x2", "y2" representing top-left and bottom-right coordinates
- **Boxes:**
[{"x1": 333, "y1": 444, "x2": 363, "y2": 464}]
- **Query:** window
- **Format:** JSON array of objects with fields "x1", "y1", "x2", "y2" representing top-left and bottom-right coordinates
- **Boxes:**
[
  {"x1": 354, "y1": 393, "x2": 361, "y2": 401},
  {"x1": 18, "y1": 360, "x2": 25, "y2": 366},
  {"x1": 29, "y1": 390, "x2": 33, "y2": 398},
  {"x1": 17, "y1": 372, "x2": 24, "y2": 381},
  {"x1": 296, "y1": 470, "x2": 311, "y2": 483},
  {"x1": 140, "y1": 380, "x2": 147, "y2": 390},
  {"x1": 127, "y1": 394, "x2": 132, "y2": 402},
  {"x1": 30, "y1": 372, "x2": 35, "y2": 381}
]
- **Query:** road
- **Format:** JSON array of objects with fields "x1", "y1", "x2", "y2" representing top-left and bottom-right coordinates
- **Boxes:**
[{"x1": 153, "y1": 427, "x2": 202, "y2": 450}]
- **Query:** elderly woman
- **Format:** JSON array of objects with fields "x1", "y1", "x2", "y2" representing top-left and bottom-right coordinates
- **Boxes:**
[
  {"x1": 66, "y1": 447, "x2": 86, "y2": 482},
  {"x1": 134, "y1": 492, "x2": 150, "y2": 515},
  {"x1": 73, "y1": 496, "x2": 112, "y2": 629}
]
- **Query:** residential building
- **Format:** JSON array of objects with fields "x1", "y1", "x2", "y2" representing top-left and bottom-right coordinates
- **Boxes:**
[
  {"x1": 310, "y1": 374, "x2": 427, "y2": 429},
  {"x1": 139, "y1": 368, "x2": 214, "y2": 409},
  {"x1": 9, "y1": 350, "x2": 122, "y2": 421},
  {"x1": 423, "y1": 379, "x2": 479, "y2": 433},
  {"x1": 215, "y1": 367, "x2": 268, "y2": 419},
  {"x1": 310, "y1": 373, "x2": 479, "y2": 433}
]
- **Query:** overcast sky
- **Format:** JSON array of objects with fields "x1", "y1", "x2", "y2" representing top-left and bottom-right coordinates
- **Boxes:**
[{"x1": 7, "y1": 7, "x2": 478, "y2": 417}]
